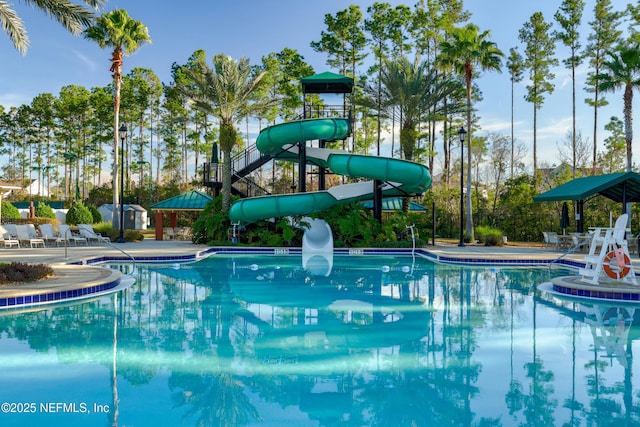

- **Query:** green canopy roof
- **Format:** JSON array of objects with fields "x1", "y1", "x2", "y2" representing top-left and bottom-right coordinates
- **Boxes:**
[
  {"x1": 150, "y1": 190, "x2": 212, "y2": 211},
  {"x1": 533, "y1": 172, "x2": 640, "y2": 203},
  {"x1": 301, "y1": 71, "x2": 354, "y2": 94}
]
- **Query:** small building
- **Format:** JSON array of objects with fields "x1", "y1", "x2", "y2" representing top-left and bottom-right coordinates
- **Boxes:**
[{"x1": 98, "y1": 204, "x2": 148, "y2": 230}]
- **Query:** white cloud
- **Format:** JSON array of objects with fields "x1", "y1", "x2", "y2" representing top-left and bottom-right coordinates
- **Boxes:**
[
  {"x1": 0, "y1": 93, "x2": 30, "y2": 108},
  {"x1": 68, "y1": 48, "x2": 98, "y2": 72}
]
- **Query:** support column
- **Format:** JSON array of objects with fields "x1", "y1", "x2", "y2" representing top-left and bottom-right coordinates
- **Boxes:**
[
  {"x1": 318, "y1": 139, "x2": 326, "y2": 191},
  {"x1": 298, "y1": 142, "x2": 306, "y2": 193},
  {"x1": 373, "y1": 179, "x2": 382, "y2": 223},
  {"x1": 155, "y1": 211, "x2": 164, "y2": 240}
]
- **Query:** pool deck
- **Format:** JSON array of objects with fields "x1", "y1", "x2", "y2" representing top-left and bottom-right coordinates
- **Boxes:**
[{"x1": 0, "y1": 240, "x2": 636, "y2": 309}]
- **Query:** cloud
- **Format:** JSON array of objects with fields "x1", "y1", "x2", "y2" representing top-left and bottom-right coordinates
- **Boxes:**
[
  {"x1": 67, "y1": 48, "x2": 98, "y2": 72},
  {"x1": 0, "y1": 93, "x2": 30, "y2": 108}
]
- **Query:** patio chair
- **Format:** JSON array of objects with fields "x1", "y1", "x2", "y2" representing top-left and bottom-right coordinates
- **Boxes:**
[
  {"x1": 0, "y1": 225, "x2": 20, "y2": 248},
  {"x1": 543, "y1": 231, "x2": 560, "y2": 250},
  {"x1": 58, "y1": 224, "x2": 88, "y2": 246},
  {"x1": 78, "y1": 224, "x2": 111, "y2": 243},
  {"x1": 15, "y1": 224, "x2": 45, "y2": 248},
  {"x1": 38, "y1": 223, "x2": 64, "y2": 246},
  {"x1": 164, "y1": 227, "x2": 175, "y2": 240},
  {"x1": 175, "y1": 227, "x2": 192, "y2": 240}
]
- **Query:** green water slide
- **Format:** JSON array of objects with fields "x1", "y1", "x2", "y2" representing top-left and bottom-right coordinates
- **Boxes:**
[{"x1": 229, "y1": 118, "x2": 432, "y2": 224}]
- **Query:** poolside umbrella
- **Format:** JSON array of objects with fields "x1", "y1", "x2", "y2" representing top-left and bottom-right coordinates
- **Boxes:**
[
  {"x1": 560, "y1": 202, "x2": 570, "y2": 234},
  {"x1": 211, "y1": 142, "x2": 218, "y2": 163}
]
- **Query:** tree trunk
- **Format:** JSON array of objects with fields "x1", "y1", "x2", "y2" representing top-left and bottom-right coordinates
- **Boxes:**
[
  {"x1": 111, "y1": 46, "x2": 123, "y2": 228},
  {"x1": 220, "y1": 122, "x2": 236, "y2": 212}
]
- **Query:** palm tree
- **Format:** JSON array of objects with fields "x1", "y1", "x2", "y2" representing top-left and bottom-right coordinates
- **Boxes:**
[
  {"x1": 439, "y1": 23, "x2": 503, "y2": 241},
  {"x1": 84, "y1": 9, "x2": 151, "y2": 227},
  {"x1": 360, "y1": 55, "x2": 463, "y2": 210},
  {"x1": 597, "y1": 44, "x2": 640, "y2": 172},
  {"x1": 178, "y1": 54, "x2": 268, "y2": 211},
  {"x1": 373, "y1": 56, "x2": 462, "y2": 162},
  {"x1": 1, "y1": 0, "x2": 106, "y2": 54}
]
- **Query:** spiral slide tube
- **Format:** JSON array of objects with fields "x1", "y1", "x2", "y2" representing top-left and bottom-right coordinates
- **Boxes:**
[{"x1": 229, "y1": 118, "x2": 431, "y2": 226}]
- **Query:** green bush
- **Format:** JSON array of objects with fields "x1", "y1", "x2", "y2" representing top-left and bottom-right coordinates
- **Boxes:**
[
  {"x1": 34, "y1": 203, "x2": 56, "y2": 219},
  {"x1": 105, "y1": 228, "x2": 143, "y2": 242},
  {"x1": 192, "y1": 195, "x2": 239, "y2": 244},
  {"x1": 87, "y1": 205, "x2": 102, "y2": 223},
  {"x1": 476, "y1": 226, "x2": 504, "y2": 246},
  {"x1": 1, "y1": 201, "x2": 20, "y2": 220},
  {"x1": 65, "y1": 202, "x2": 93, "y2": 225},
  {"x1": 92, "y1": 222, "x2": 112, "y2": 235}
]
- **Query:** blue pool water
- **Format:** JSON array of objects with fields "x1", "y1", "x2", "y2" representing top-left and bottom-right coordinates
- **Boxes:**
[{"x1": 0, "y1": 254, "x2": 638, "y2": 426}]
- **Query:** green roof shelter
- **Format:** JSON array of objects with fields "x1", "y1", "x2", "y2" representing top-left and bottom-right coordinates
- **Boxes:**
[
  {"x1": 301, "y1": 71, "x2": 354, "y2": 94},
  {"x1": 150, "y1": 190, "x2": 212, "y2": 240},
  {"x1": 533, "y1": 172, "x2": 640, "y2": 232}
]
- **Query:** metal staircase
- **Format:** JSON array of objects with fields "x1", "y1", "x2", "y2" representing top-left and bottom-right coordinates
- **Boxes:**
[
  {"x1": 203, "y1": 144, "x2": 272, "y2": 197},
  {"x1": 203, "y1": 105, "x2": 352, "y2": 198}
]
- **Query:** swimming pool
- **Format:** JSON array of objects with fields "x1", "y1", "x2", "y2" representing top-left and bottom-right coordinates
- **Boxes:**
[{"x1": 0, "y1": 253, "x2": 638, "y2": 426}]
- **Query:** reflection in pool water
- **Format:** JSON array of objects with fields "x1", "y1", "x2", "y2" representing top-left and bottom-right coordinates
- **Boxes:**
[{"x1": 0, "y1": 254, "x2": 638, "y2": 426}]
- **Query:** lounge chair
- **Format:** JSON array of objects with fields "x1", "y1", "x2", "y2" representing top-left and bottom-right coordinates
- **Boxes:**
[
  {"x1": 58, "y1": 224, "x2": 88, "y2": 246},
  {"x1": 78, "y1": 224, "x2": 111, "y2": 243},
  {"x1": 38, "y1": 223, "x2": 65, "y2": 246},
  {"x1": 15, "y1": 224, "x2": 45, "y2": 248},
  {"x1": 0, "y1": 225, "x2": 20, "y2": 248}
]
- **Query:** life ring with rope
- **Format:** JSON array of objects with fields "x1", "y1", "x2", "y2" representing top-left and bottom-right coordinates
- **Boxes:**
[{"x1": 602, "y1": 249, "x2": 631, "y2": 280}]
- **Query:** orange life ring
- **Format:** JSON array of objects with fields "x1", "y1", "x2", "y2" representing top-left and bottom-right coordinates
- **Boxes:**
[{"x1": 603, "y1": 250, "x2": 631, "y2": 280}]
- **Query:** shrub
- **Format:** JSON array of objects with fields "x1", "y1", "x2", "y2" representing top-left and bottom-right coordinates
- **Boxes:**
[
  {"x1": 34, "y1": 202, "x2": 56, "y2": 219},
  {"x1": 476, "y1": 226, "x2": 504, "y2": 246},
  {"x1": 87, "y1": 205, "x2": 102, "y2": 223},
  {"x1": 0, "y1": 262, "x2": 53, "y2": 284},
  {"x1": 104, "y1": 228, "x2": 143, "y2": 242},
  {"x1": 192, "y1": 195, "x2": 239, "y2": 244},
  {"x1": 92, "y1": 222, "x2": 112, "y2": 235},
  {"x1": 65, "y1": 202, "x2": 93, "y2": 225},
  {"x1": 1, "y1": 201, "x2": 20, "y2": 220}
]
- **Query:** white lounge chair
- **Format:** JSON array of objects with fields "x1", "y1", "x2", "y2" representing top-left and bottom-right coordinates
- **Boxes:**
[
  {"x1": 78, "y1": 224, "x2": 111, "y2": 243},
  {"x1": 0, "y1": 225, "x2": 20, "y2": 248},
  {"x1": 58, "y1": 224, "x2": 88, "y2": 246},
  {"x1": 15, "y1": 224, "x2": 45, "y2": 248},
  {"x1": 38, "y1": 223, "x2": 65, "y2": 246}
]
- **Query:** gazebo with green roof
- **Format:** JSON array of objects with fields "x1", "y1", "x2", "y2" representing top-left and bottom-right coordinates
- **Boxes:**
[
  {"x1": 150, "y1": 189, "x2": 212, "y2": 240},
  {"x1": 300, "y1": 71, "x2": 354, "y2": 94},
  {"x1": 534, "y1": 171, "x2": 640, "y2": 232}
]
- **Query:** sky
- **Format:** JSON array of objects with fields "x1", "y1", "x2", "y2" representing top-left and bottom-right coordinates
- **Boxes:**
[{"x1": 0, "y1": 0, "x2": 632, "y2": 172}]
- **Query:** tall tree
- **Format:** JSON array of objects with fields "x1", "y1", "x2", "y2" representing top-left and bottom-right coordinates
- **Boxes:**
[
  {"x1": 506, "y1": 47, "x2": 525, "y2": 179},
  {"x1": 439, "y1": 23, "x2": 504, "y2": 241},
  {"x1": 360, "y1": 55, "x2": 463, "y2": 211},
  {"x1": 310, "y1": 5, "x2": 367, "y2": 77},
  {"x1": 84, "y1": 9, "x2": 151, "y2": 227},
  {"x1": 518, "y1": 12, "x2": 558, "y2": 179},
  {"x1": 0, "y1": 0, "x2": 106, "y2": 54},
  {"x1": 598, "y1": 116, "x2": 626, "y2": 173},
  {"x1": 364, "y1": 2, "x2": 395, "y2": 156},
  {"x1": 54, "y1": 85, "x2": 90, "y2": 200},
  {"x1": 554, "y1": 0, "x2": 584, "y2": 178},
  {"x1": 584, "y1": 0, "x2": 622, "y2": 174},
  {"x1": 178, "y1": 54, "x2": 268, "y2": 211},
  {"x1": 311, "y1": 5, "x2": 367, "y2": 154},
  {"x1": 597, "y1": 44, "x2": 640, "y2": 172}
]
